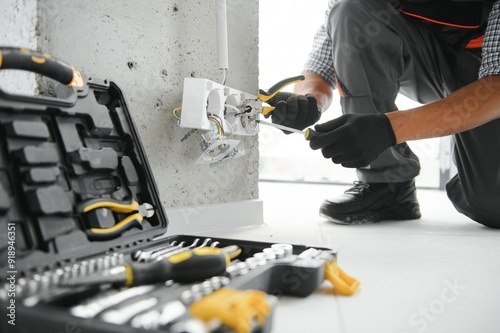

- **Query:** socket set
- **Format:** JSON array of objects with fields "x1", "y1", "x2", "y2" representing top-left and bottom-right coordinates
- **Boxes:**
[
  {"x1": 2, "y1": 234, "x2": 346, "y2": 333},
  {"x1": 0, "y1": 48, "x2": 358, "y2": 333}
]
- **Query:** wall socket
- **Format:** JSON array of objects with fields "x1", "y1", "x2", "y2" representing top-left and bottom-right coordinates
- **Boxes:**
[{"x1": 180, "y1": 78, "x2": 259, "y2": 136}]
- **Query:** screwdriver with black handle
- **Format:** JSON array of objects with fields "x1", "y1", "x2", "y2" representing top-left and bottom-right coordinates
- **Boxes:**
[
  {"x1": 256, "y1": 120, "x2": 320, "y2": 141},
  {"x1": 62, "y1": 247, "x2": 239, "y2": 287}
]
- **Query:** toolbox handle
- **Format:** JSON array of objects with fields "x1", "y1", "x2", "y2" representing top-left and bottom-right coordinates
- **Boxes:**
[
  {"x1": 0, "y1": 47, "x2": 85, "y2": 106},
  {"x1": 0, "y1": 47, "x2": 84, "y2": 87}
]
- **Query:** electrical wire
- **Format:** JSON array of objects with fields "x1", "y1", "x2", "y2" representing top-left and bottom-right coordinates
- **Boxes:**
[
  {"x1": 172, "y1": 107, "x2": 182, "y2": 120},
  {"x1": 223, "y1": 118, "x2": 234, "y2": 135},
  {"x1": 224, "y1": 104, "x2": 240, "y2": 115},
  {"x1": 221, "y1": 68, "x2": 227, "y2": 85},
  {"x1": 207, "y1": 114, "x2": 224, "y2": 135}
]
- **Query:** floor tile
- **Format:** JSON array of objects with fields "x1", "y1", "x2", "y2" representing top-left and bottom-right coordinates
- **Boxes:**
[{"x1": 217, "y1": 181, "x2": 500, "y2": 333}]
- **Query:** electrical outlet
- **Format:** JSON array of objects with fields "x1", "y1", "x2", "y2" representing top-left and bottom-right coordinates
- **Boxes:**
[
  {"x1": 180, "y1": 78, "x2": 259, "y2": 136},
  {"x1": 179, "y1": 78, "x2": 260, "y2": 164}
]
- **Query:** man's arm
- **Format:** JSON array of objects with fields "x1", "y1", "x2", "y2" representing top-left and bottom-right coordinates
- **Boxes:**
[
  {"x1": 293, "y1": 72, "x2": 334, "y2": 112},
  {"x1": 387, "y1": 75, "x2": 500, "y2": 143},
  {"x1": 309, "y1": 76, "x2": 500, "y2": 168}
]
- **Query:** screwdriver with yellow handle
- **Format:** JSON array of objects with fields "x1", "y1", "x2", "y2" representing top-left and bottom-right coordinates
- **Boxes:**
[
  {"x1": 256, "y1": 119, "x2": 320, "y2": 141},
  {"x1": 62, "y1": 246, "x2": 240, "y2": 287}
]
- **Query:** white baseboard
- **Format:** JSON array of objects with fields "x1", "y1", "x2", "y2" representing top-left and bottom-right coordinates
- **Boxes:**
[{"x1": 160, "y1": 199, "x2": 264, "y2": 237}]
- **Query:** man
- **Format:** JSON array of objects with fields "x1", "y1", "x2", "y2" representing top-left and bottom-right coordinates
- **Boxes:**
[{"x1": 267, "y1": 0, "x2": 500, "y2": 227}]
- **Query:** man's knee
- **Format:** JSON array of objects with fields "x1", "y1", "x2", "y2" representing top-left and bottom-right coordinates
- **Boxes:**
[
  {"x1": 466, "y1": 190, "x2": 500, "y2": 228},
  {"x1": 447, "y1": 175, "x2": 500, "y2": 228},
  {"x1": 330, "y1": 0, "x2": 397, "y2": 26}
]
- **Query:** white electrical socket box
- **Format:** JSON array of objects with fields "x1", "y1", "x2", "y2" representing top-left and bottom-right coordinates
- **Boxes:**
[{"x1": 180, "y1": 78, "x2": 259, "y2": 136}]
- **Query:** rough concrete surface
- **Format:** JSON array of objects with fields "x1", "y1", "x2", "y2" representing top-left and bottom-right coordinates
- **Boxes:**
[
  {"x1": 35, "y1": 0, "x2": 260, "y2": 208},
  {"x1": 0, "y1": 0, "x2": 37, "y2": 95}
]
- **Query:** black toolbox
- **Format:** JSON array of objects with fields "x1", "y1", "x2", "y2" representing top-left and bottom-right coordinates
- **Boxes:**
[{"x1": 0, "y1": 47, "x2": 358, "y2": 333}]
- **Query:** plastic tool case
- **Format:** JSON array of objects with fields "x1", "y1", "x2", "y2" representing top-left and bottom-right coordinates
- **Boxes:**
[{"x1": 0, "y1": 48, "x2": 356, "y2": 333}]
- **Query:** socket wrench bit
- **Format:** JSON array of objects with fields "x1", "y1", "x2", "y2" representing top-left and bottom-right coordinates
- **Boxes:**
[
  {"x1": 169, "y1": 318, "x2": 209, "y2": 333},
  {"x1": 117, "y1": 253, "x2": 125, "y2": 266},
  {"x1": 181, "y1": 290, "x2": 193, "y2": 305},
  {"x1": 271, "y1": 243, "x2": 293, "y2": 256},
  {"x1": 64, "y1": 266, "x2": 127, "y2": 287},
  {"x1": 219, "y1": 276, "x2": 230, "y2": 286},
  {"x1": 100, "y1": 297, "x2": 158, "y2": 325},
  {"x1": 88, "y1": 259, "x2": 96, "y2": 275},
  {"x1": 103, "y1": 255, "x2": 111, "y2": 270},
  {"x1": 245, "y1": 257, "x2": 258, "y2": 270},
  {"x1": 79, "y1": 261, "x2": 89, "y2": 277},
  {"x1": 201, "y1": 281, "x2": 213, "y2": 295},
  {"x1": 210, "y1": 276, "x2": 222, "y2": 290},
  {"x1": 130, "y1": 309, "x2": 161, "y2": 330},
  {"x1": 263, "y1": 247, "x2": 285, "y2": 259},
  {"x1": 16, "y1": 278, "x2": 27, "y2": 299},
  {"x1": 225, "y1": 265, "x2": 239, "y2": 279},
  {"x1": 70, "y1": 285, "x2": 155, "y2": 319},
  {"x1": 131, "y1": 300, "x2": 187, "y2": 330},
  {"x1": 96, "y1": 258, "x2": 104, "y2": 272},
  {"x1": 27, "y1": 275, "x2": 41, "y2": 296},
  {"x1": 236, "y1": 262, "x2": 249, "y2": 275},
  {"x1": 40, "y1": 273, "x2": 51, "y2": 292},
  {"x1": 298, "y1": 248, "x2": 321, "y2": 259},
  {"x1": 158, "y1": 301, "x2": 187, "y2": 327}
]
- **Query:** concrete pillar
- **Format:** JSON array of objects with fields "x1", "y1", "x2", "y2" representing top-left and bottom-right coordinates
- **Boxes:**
[
  {"x1": 0, "y1": 0, "x2": 38, "y2": 94},
  {"x1": 3, "y1": 0, "x2": 262, "y2": 233}
]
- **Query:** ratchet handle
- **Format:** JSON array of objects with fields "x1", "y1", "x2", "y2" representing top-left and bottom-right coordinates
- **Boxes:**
[{"x1": 0, "y1": 47, "x2": 83, "y2": 87}]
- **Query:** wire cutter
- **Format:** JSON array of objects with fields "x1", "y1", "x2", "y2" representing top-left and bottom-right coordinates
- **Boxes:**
[
  {"x1": 240, "y1": 75, "x2": 305, "y2": 117},
  {"x1": 78, "y1": 198, "x2": 155, "y2": 240}
]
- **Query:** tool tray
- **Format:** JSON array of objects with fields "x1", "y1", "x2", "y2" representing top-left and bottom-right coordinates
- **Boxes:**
[{"x1": 0, "y1": 48, "x2": 344, "y2": 333}]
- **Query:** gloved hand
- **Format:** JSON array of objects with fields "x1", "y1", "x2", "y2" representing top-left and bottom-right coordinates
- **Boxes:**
[
  {"x1": 266, "y1": 92, "x2": 321, "y2": 133},
  {"x1": 308, "y1": 113, "x2": 397, "y2": 168}
]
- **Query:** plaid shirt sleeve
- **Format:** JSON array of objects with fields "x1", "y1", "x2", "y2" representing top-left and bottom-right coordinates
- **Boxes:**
[
  {"x1": 303, "y1": 0, "x2": 337, "y2": 88},
  {"x1": 479, "y1": 1, "x2": 500, "y2": 78}
]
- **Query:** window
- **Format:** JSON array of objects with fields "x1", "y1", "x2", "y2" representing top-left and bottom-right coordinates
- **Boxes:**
[{"x1": 259, "y1": 0, "x2": 441, "y2": 188}]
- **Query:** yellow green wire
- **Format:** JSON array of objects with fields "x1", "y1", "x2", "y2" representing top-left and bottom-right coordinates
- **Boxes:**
[
  {"x1": 208, "y1": 115, "x2": 223, "y2": 135},
  {"x1": 172, "y1": 107, "x2": 182, "y2": 120}
]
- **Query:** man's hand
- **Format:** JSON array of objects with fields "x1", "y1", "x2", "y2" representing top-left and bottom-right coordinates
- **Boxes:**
[
  {"x1": 266, "y1": 92, "x2": 321, "y2": 132},
  {"x1": 309, "y1": 114, "x2": 397, "y2": 168}
]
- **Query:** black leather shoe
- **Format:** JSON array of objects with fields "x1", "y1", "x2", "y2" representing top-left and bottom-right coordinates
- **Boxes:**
[{"x1": 320, "y1": 181, "x2": 421, "y2": 224}]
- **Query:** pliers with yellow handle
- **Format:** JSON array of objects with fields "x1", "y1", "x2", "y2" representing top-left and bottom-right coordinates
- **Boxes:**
[
  {"x1": 241, "y1": 75, "x2": 305, "y2": 117},
  {"x1": 77, "y1": 198, "x2": 155, "y2": 240}
]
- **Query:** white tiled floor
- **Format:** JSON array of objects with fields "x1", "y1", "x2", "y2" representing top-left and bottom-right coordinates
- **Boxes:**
[{"x1": 212, "y1": 181, "x2": 500, "y2": 333}]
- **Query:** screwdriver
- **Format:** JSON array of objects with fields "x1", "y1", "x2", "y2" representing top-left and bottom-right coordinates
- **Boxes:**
[
  {"x1": 62, "y1": 247, "x2": 236, "y2": 287},
  {"x1": 256, "y1": 120, "x2": 319, "y2": 140}
]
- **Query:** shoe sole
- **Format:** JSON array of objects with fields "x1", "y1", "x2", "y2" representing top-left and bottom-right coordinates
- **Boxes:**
[{"x1": 320, "y1": 202, "x2": 422, "y2": 225}]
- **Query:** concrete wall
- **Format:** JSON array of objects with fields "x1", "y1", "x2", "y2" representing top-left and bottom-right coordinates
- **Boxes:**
[
  {"x1": 0, "y1": 0, "x2": 37, "y2": 94},
  {"x1": 35, "y1": 0, "x2": 260, "y2": 212},
  {"x1": 1, "y1": 0, "x2": 261, "y2": 232}
]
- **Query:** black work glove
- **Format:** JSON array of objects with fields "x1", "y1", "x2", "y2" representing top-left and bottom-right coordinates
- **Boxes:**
[
  {"x1": 266, "y1": 92, "x2": 321, "y2": 133},
  {"x1": 308, "y1": 114, "x2": 397, "y2": 168}
]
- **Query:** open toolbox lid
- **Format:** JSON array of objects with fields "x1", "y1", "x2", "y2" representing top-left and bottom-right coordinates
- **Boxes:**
[{"x1": 0, "y1": 47, "x2": 169, "y2": 276}]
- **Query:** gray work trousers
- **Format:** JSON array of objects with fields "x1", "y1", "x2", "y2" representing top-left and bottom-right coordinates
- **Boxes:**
[{"x1": 327, "y1": 0, "x2": 500, "y2": 227}]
